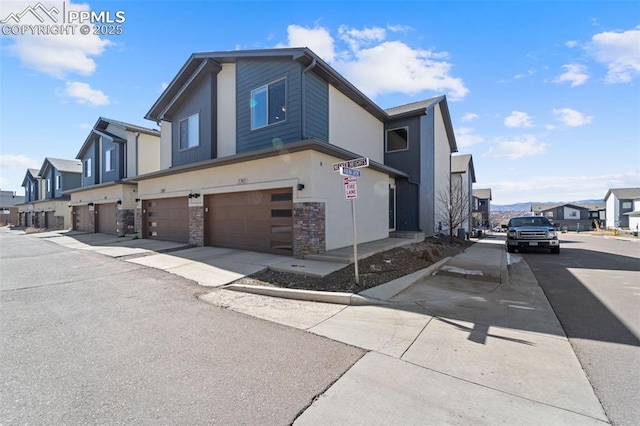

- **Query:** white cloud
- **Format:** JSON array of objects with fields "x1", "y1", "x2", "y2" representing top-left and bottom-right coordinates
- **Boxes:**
[
  {"x1": 554, "y1": 64, "x2": 589, "y2": 87},
  {"x1": 456, "y1": 127, "x2": 484, "y2": 148},
  {"x1": 504, "y1": 111, "x2": 534, "y2": 128},
  {"x1": 552, "y1": 108, "x2": 594, "y2": 127},
  {"x1": 461, "y1": 113, "x2": 479, "y2": 122},
  {"x1": 484, "y1": 134, "x2": 548, "y2": 160},
  {"x1": 566, "y1": 40, "x2": 579, "y2": 48},
  {"x1": 489, "y1": 170, "x2": 640, "y2": 204},
  {"x1": 2, "y1": 1, "x2": 112, "y2": 78},
  {"x1": 279, "y1": 24, "x2": 469, "y2": 101},
  {"x1": 587, "y1": 25, "x2": 640, "y2": 83},
  {"x1": 62, "y1": 81, "x2": 110, "y2": 106},
  {"x1": 0, "y1": 154, "x2": 39, "y2": 169},
  {"x1": 545, "y1": 124, "x2": 556, "y2": 130}
]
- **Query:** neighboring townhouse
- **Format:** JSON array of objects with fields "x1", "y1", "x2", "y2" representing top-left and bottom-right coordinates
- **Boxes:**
[
  {"x1": 604, "y1": 187, "x2": 640, "y2": 229},
  {"x1": 17, "y1": 168, "x2": 40, "y2": 227},
  {"x1": 450, "y1": 154, "x2": 476, "y2": 235},
  {"x1": 0, "y1": 190, "x2": 24, "y2": 225},
  {"x1": 384, "y1": 97, "x2": 459, "y2": 234},
  {"x1": 19, "y1": 158, "x2": 82, "y2": 229},
  {"x1": 531, "y1": 203, "x2": 591, "y2": 231},
  {"x1": 472, "y1": 188, "x2": 492, "y2": 229},
  {"x1": 67, "y1": 117, "x2": 161, "y2": 236},
  {"x1": 128, "y1": 48, "x2": 458, "y2": 258}
]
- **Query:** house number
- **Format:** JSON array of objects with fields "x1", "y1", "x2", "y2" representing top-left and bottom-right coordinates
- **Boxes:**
[{"x1": 237, "y1": 178, "x2": 248, "y2": 185}]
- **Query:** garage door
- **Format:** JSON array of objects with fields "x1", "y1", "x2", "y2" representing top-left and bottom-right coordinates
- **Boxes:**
[
  {"x1": 143, "y1": 197, "x2": 189, "y2": 243},
  {"x1": 96, "y1": 203, "x2": 118, "y2": 235},
  {"x1": 44, "y1": 211, "x2": 54, "y2": 229},
  {"x1": 74, "y1": 206, "x2": 91, "y2": 232},
  {"x1": 205, "y1": 188, "x2": 293, "y2": 254}
]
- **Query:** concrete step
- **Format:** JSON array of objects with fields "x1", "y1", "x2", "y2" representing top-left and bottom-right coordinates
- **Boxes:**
[{"x1": 389, "y1": 231, "x2": 425, "y2": 240}]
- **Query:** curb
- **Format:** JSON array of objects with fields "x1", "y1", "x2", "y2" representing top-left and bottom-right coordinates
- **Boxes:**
[{"x1": 224, "y1": 256, "x2": 452, "y2": 305}]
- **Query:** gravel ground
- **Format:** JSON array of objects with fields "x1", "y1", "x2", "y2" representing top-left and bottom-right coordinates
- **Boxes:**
[{"x1": 232, "y1": 236, "x2": 475, "y2": 293}]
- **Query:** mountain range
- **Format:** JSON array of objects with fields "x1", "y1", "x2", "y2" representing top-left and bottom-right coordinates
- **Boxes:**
[{"x1": 492, "y1": 199, "x2": 605, "y2": 212}]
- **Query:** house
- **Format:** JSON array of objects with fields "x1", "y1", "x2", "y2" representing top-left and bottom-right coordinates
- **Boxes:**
[
  {"x1": 66, "y1": 117, "x2": 161, "y2": 236},
  {"x1": 450, "y1": 154, "x2": 476, "y2": 235},
  {"x1": 17, "y1": 168, "x2": 40, "y2": 227},
  {"x1": 129, "y1": 48, "x2": 458, "y2": 258},
  {"x1": 604, "y1": 187, "x2": 640, "y2": 230},
  {"x1": 19, "y1": 158, "x2": 82, "y2": 229},
  {"x1": 531, "y1": 203, "x2": 591, "y2": 231},
  {"x1": 472, "y1": 188, "x2": 492, "y2": 229},
  {"x1": 384, "y1": 97, "x2": 458, "y2": 235},
  {"x1": 0, "y1": 190, "x2": 24, "y2": 225}
]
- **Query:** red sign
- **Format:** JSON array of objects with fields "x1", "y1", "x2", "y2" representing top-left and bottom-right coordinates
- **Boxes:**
[{"x1": 344, "y1": 177, "x2": 358, "y2": 200}]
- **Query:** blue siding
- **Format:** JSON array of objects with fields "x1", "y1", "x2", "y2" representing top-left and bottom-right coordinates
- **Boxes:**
[
  {"x1": 80, "y1": 139, "x2": 98, "y2": 187},
  {"x1": 63, "y1": 172, "x2": 82, "y2": 192},
  {"x1": 384, "y1": 116, "x2": 422, "y2": 231},
  {"x1": 236, "y1": 58, "x2": 302, "y2": 153},
  {"x1": 53, "y1": 170, "x2": 62, "y2": 198},
  {"x1": 102, "y1": 138, "x2": 122, "y2": 183},
  {"x1": 171, "y1": 73, "x2": 215, "y2": 167},
  {"x1": 304, "y1": 71, "x2": 328, "y2": 141}
]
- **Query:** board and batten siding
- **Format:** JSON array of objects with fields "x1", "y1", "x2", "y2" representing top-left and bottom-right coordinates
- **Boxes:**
[
  {"x1": 236, "y1": 58, "x2": 302, "y2": 153},
  {"x1": 303, "y1": 71, "x2": 329, "y2": 142},
  {"x1": 171, "y1": 73, "x2": 216, "y2": 167},
  {"x1": 328, "y1": 85, "x2": 384, "y2": 163},
  {"x1": 101, "y1": 137, "x2": 123, "y2": 183}
]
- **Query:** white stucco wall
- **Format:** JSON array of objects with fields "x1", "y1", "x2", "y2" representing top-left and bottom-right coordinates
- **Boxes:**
[
  {"x1": 434, "y1": 103, "x2": 452, "y2": 232},
  {"x1": 137, "y1": 149, "x2": 390, "y2": 251},
  {"x1": 328, "y1": 86, "x2": 383, "y2": 163},
  {"x1": 217, "y1": 63, "x2": 237, "y2": 158},
  {"x1": 70, "y1": 184, "x2": 138, "y2": 210},
  {"x1": 563, "y1": 206, "x2": 581, "y2": 220},
  {"x1": 629, "y1": 200, "x2": 640, "y2": 232},
  {"x1": 137, "y1": 133, "x2": 161, "y2": 175},
  {"x1": 160, "y1": 120, "x2": 172, "y2": 170},
  {"x1": 33, "y1": 200, "x2": 72, "y2": 229},
  {"x1": 606, "y1": 194, "x2": 617, "y2": 228}
]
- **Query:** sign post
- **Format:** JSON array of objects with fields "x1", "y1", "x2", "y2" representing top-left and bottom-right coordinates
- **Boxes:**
[{"x1": 334, "y1": 158, "x2": 368, "y2": 285}]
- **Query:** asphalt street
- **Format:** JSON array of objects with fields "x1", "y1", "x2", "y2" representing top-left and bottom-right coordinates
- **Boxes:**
[
  {"x1": 0, "y1": 232, "x2": 364, "y2": 424},
  {"x1": 522, "y1": 234, "x2": 640, "y2": 426}
]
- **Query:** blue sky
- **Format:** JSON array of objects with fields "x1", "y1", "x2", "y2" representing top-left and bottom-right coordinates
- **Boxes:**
[{"x1": 1, "y1": 0, "x2": 638, "y2": 204}]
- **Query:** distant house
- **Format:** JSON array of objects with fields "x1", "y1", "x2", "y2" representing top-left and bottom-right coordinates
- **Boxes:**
[
  {"x1": 473, "y1": 188, "x2": 492, "y2": 229},
  {"x1": 450, "y1": 154, "x2": 476, "y2": 234},
  {"x1": 66, "y1": 117, "x2": 161, "y2": 236},
  {"x1": 531, "y1": 203, "x2": 591, "y2": 231},
  {"x1": 604, "y1": 187, "x2": 640, "y2": 230},
  {"x1": 18, "y1": 158, "x2": 82, "y2": 229},
  {"x1": 0, "y1": 190, "x2": 24, "y2": 225}
]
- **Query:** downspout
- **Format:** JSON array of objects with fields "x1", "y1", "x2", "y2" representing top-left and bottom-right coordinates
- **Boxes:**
[
  {"x1": 301, "y1": 58, "x2": 317, "y2": 139},
  {"x1": 133, "y1": 132, "x2": 140, "y2": 177}
]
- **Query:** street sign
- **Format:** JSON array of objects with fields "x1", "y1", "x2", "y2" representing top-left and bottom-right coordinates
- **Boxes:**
[
  {"x1": 344, "y1": 177, "x2": 358, "y2": 200},
  {"x1": 333, "y1": 157, "x2": 369, "y2": 171},
  {"x1": 339, "y1": 166, "x2": 361, "y2": 178}
]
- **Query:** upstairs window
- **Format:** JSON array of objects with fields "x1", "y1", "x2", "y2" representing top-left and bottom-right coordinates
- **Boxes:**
[
  {"x1": 105, "y1": 148, "x2": 115, "y2": 172},
  {"x1": 84, "y1": 158, "x2": 92, "y2": 178},
  {"x1": 386, "y1": 127, "x2": 409, "y2": 152},
  {"x1": 251, "y1": 79, "x2": 286, "y2": 130},
  {"x1": 55, "y1": 175, "x2": 61, "y2": 190},
  {"x1": 179, "y1": 113, "x2": 199, "y2": 150},
  {"x1": 46, "y1": 178, "x2": 51, "y2": 193}
]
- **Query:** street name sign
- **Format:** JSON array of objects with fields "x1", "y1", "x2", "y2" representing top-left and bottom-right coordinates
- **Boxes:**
[
  {"x1": 339, "y1": 166, "x2": 361, "y2": 178},
  {"x1": 333, "y1": 157, "x2": 369, "y2": 171}
]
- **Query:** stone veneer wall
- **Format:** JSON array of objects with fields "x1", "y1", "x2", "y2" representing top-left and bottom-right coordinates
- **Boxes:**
[
  {"x1": 189, "y1": 206, "x2": 204, "y2": 246},
  {"x1": 293, "y1": 202, "x2": 326, "y2": 259},
  {"x1": 117, "y1": 209, "x2": 135, "y2": 236},
  {"x1": 89, "y1": 208, "x2": 96, "y2": 233},
  {"x1": 135, "y1": 207, "x2": 142, "y2": 238}
]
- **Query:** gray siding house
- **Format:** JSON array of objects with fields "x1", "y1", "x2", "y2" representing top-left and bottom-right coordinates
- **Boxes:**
[
  {"x1": 473, "y1": 188, "x2": 492, "y2": 229},
  {"x1": 531, "y1": 203, "x2": 591, "y2": 231},
  {"x1": 604, "y1": 187, "x2": 640, "y2": 229}
]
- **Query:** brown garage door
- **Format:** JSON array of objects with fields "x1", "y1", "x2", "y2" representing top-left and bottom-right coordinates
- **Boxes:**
[
  {"x1": 143, "y1": 197, "x2": 189, "y2": 243},
  {"x1": 74, "y1": 206, "x2": 91, "y2": 232},
  {"x1": 205, "y1": 188, "x2": 293, "y2": 254},
  {"x1": 96, "y1": 203, "x2": 118, "y2": 235},
  {"x1": 44, "y1": 211, "x2": 54, "y2": 229}
]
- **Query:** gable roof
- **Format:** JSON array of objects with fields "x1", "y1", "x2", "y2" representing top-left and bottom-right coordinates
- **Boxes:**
[
  {"x1": 39, "y1": 157, "x2": 82, "y2": 176},
  {"x1": 451, "y1": 154, "x2": 476, "y2": 182},
  {"x1": 77, "y1": 117, "x2": 160, "y2": 158},
  {"x1": 146, "y1": 48, "x2": 390, "y2": 123},
  {"x1": 385, "y1": 96, "x2": 458, "y2": 153},
  {"x1": 473, "y1": 188, "x2": 492, "y2": 200},
  {"x1": 21, "y1": 168, "x2": 40, "y2": 187},
  {"x1": 531, "y1": 203, "x2": 589, "y2": 212},
  {"x1": 604, "y1": 187, "x2": 640, "y2": 201}
]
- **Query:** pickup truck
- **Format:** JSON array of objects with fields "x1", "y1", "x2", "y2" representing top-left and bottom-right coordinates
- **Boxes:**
[{"x1": 506, "y1": 216, "x2": 560, "y2": 254}]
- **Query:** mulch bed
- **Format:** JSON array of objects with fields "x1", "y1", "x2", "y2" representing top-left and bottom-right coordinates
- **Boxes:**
[{"x1": 231, "y1": 235, "x2": 474, "y2": 293}]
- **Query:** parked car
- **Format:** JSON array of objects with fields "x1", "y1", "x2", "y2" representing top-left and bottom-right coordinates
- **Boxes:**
[
  {"x1": 492, "y1": 226, "x2": 502, "y2": 232},
  {"x1": 506, "y1": 216, "x2": 560, "y2": 254}
]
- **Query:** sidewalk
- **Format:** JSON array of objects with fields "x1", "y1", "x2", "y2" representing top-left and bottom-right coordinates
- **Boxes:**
[{"x1": 201, "y1": 236, "x2": 609, "y2": 424}]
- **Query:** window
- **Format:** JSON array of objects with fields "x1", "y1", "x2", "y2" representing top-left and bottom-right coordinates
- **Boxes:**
[
  {"x1": 251, "y1": 79, "x2": 286, "y2": 130},
  {"x1": 545, "y1": 211, "x2": 553, "y2": 218},
  {"x1": 47, "y1": 178, "x2": 51, "y2": 192},
  {"x1": 386, "y1": 127, "x2": 409, "y2": 152},
  {"x1": 622, "y1": 201, "x2": 632, "y2": 209},
  {"x1": 105, "y1": 148, "x2": 115, "y2": 172},
  {"x1": 179, "y1": 113, "x2": 199, "y2": 150},
  {"x1": 84, "y1": 158, "x2": 92, "y2": 178},
  {"x1": 55, "y1": 175, "x2": 61, "y2": 190}
]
